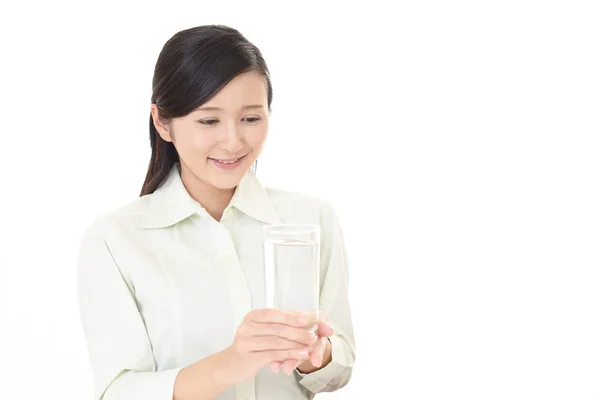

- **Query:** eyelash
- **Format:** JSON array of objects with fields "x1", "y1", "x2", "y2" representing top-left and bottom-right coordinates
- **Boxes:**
[{"x1": 198, "y1": 116, "x2": 262, "y2": 126}]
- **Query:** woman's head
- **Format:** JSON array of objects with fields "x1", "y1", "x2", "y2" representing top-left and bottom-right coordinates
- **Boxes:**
[{"x1": 141, "y1": 25, "x2": 273, "y2": 196}]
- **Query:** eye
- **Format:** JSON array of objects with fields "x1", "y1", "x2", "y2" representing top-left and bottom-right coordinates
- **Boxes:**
[
  {"x1": 242, "y1": 115, "x2": 262, "y2": 124},
  {"x1": 198, "y1": 118, "x2": 219, "y2": 126}
]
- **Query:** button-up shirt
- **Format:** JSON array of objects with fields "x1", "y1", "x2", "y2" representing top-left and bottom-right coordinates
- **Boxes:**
[{"x1": 76, "y1": 164, "x2": 355, "y2": 400}]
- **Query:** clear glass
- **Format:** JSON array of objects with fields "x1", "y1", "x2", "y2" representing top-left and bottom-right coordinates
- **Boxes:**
[{"x1": 263, "y1": 224, "x2": 320, "y2": 332}]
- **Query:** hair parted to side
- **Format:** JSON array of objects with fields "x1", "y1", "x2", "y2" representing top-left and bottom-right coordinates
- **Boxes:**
[{"x1": 140, "y1": 25, "x2": 273, "y2": 196}]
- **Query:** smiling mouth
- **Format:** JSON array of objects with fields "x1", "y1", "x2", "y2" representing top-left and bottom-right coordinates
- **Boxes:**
[
  {"x1": 210, "y1": 155, "x2": 244, "y2": 163},
  {"x1": 212, "y1": 158, "x2": 239, "y2": 164},
  {"x1": 208, "y1": 154, "x2": 247, "y2": 166}
]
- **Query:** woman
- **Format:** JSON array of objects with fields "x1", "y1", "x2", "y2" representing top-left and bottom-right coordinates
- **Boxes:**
[{"x1": 77, "y1": 25, "x2": 355, "y2": 400}]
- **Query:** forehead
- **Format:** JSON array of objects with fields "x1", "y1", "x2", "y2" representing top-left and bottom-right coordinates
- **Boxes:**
[{"x1": 200, "y1": 71, "x2": 268, "y2": 109}]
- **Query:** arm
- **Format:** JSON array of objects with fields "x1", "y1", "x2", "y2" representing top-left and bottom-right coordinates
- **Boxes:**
[
  {"x1": 76, "y1": 221, "x2": 233, "y2": 400},
  {"x1": 296, "y1": 203, "x2": 356, "y2": 393},
  {"x1": 172, "y1": 352, "x2": 232, "y2": 400}
]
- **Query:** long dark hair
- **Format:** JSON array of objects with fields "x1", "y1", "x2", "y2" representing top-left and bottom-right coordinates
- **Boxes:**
[{"x1": 140, "y1": 25, "x2": 273, "y2": 196}]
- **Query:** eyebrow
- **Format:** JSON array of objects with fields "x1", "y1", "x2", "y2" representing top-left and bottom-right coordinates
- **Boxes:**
[{"x1": 194, "y1": 104, "x2": 265, "y2": 112}]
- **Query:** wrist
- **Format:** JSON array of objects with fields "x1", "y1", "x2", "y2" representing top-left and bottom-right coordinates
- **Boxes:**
[
  {"x1": 173, "y1": 348, "x2": 235, "y2": 400},
  {"x1": 213, "y1": 347, "x2": 238, "y2": 387}
]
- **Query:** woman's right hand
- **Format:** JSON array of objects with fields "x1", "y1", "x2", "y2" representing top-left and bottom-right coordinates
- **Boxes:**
[{"x1": 222, "y1": 308, "x2": 318, "y2": 384}]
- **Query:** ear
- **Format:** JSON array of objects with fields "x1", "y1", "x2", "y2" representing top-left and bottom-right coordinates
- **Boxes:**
[{"x1": 150, "y1": 104, "x2": 173, "y2": 143}]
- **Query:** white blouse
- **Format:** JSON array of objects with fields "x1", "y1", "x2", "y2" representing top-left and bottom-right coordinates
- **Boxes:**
[{"x1": 76, "y1": 165, "x2": 355, "y2": 400}]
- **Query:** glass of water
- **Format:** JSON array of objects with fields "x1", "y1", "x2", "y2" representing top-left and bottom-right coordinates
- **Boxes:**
[{"x1": 263, "y1": 224, "x2": 320, "y2": 332}]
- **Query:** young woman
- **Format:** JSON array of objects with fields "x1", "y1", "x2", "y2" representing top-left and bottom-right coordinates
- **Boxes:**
[{"x1": 77, "y1": 24, "x2": 355, "y2": 400}]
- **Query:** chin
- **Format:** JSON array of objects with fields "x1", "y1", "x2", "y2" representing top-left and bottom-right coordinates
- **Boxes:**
[
  {"x1": 206, "y1": 171, "x2": 247, "y2": 190},
  {"x1": 210, "y1": 180, "x2": 240, "y2": 190}
]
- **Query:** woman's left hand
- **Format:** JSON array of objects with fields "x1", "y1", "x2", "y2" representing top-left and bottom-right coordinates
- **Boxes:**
[{"x1": 270, "y1": 314, "x2": 334, "y2": 375}]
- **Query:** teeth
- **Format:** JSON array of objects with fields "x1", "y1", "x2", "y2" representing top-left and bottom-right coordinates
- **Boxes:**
[{"x1": 216, "y1": 158, "x2": 238, "y2": 164}]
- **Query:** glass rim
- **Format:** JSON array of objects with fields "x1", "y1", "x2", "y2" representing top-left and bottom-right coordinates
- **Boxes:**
[{"x1": 262, "y1": 223, "x2": 320, "y2": 235}]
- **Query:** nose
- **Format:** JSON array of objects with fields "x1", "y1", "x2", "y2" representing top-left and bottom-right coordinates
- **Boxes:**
[{"x1": 220, "y1": 120, "x2": 244, "y2": 154}]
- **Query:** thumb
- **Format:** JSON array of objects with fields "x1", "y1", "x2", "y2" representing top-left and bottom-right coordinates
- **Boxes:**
[{"x1": 317, "y1": 321, "x2": 334, "y2": 337}]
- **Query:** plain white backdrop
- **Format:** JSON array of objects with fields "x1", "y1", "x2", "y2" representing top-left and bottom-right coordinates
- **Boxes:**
[{"x1": 1, "y1": 1, "x2": 599, "y2": 399}]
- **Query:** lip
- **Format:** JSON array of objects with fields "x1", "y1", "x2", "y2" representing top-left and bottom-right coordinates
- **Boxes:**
[{"x1": 209, "y1": 154, "x2": 247, "y2": 169}]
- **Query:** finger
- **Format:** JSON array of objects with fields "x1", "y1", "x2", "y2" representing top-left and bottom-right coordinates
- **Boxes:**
[
  {"x1": 310, "y1": 337, "x2": 327, "y2": 367},
  {"x1": 250, "y1": 322, "x2": 318, "y2": 346},
  {"x1": 282, "y1": 359, "x2": 298, "y2": 375},
  {"x1": 248, "y1": 336, "x2": 309, "y2": 352},
  {"x1": 295, "y1": 310, "x2": 320, "y2": 329},
  {"x1": 316, "y1": 320, "x2": 334, "y2": 337},
  {"x1": 249, "y1": 309, "x2": 308, "y2": 327},
  {"x1": 262, "y1": 348, "x2": 310, "y2": 363},
  {"x1": 269, "y1": 361, "x2": 281, "y2": 373}
]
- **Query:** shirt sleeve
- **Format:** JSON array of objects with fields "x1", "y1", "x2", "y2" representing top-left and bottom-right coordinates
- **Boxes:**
[
  {"x1": 296, "y1": 203, "x2": 356, "y2": 393},
  {"x1": 76, "y1": 220, "x2": 183, "y2": 400}
]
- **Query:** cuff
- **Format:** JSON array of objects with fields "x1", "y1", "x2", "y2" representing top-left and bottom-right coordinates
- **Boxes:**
[{"x1": 296, "y1": 335, "x2": 353, "y2": 393}]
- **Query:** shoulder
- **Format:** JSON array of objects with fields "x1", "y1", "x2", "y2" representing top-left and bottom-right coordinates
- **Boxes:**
[
  {"x1": 263, "y1": 186, "x2": 341, "y2": 228},
  {"x1": 79, "y1": 195, "x2": 153, "y2": 245},
  {"x1": 265, "y1": 186, "x2": 330, "y2": 209}
]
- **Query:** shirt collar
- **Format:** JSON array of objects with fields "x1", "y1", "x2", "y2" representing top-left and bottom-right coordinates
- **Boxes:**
[
  {"x1": 142, "y1": 163, "x2": 282, "y2": 229},
  {"x1": 229, "y1": 169, "x2": 282, "y2": 225}
]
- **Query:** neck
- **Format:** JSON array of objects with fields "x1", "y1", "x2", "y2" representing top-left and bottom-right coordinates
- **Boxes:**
[{"x1": 179, "y1": 165, "x2": 234, "y2": 221}]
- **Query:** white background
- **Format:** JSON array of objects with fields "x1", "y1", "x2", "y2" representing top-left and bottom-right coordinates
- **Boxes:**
[{"x1": 1, "y1": 1, "x2": 599, "y2": 399}]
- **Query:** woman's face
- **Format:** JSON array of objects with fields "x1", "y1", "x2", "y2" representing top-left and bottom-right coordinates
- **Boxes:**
[{"x1": 153, "y1": 71, "x2": 270, "y2": 190}]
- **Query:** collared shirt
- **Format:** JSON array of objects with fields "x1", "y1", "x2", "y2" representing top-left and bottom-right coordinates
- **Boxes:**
[{"x1": 76, "y1": 164, "x2": 355, "y2": 400}]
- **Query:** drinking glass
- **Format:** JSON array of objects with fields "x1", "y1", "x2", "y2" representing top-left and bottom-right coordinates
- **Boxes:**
[{"x1": 263, "y1": 224, "x2": 320, "y2": 332}]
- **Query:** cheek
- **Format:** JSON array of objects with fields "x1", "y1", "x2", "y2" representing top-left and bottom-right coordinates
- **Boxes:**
[
  {"x1": 174, "y1": 131, "x2": 216, "y2": 155},
  {"x1": 190, "y1": 133, "x2": 217, "y2": 151},
  {"x1": 245, "y1": 126, "x2": 269, "y2": 148}
]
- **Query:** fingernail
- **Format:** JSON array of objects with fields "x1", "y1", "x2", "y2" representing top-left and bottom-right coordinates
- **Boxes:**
[{"x1": 298, "y1": 350, "x2": 309, "y2": 356}]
